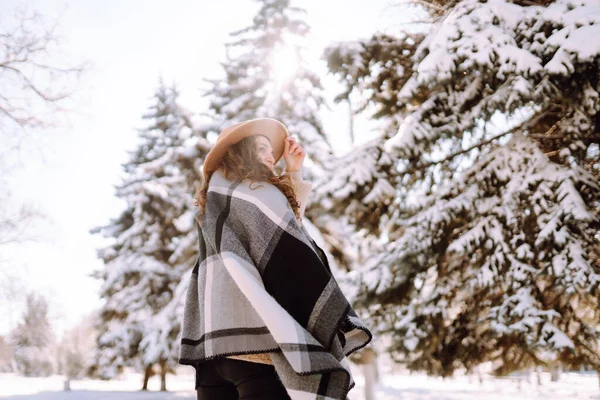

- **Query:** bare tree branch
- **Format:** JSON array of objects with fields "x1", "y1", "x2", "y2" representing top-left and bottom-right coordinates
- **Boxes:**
[
  {"x1": 0, "y1": 6, "x2": 89, "y2": 132},
  {"x1": 0, "y1": 5, "x2": 84, "y2": 264},
  {"x1": 0, "y1": 202, "x2": 47, "y2": 247}
]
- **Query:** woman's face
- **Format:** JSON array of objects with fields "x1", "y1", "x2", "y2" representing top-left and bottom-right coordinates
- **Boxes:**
[{"x1": 254, "y1": 135, "x2": 275, "y2": 171}]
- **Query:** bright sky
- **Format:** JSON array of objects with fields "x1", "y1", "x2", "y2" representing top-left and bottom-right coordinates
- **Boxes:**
[{"x1": 0, "y1": 0, "x2": 413, "y2": 337}]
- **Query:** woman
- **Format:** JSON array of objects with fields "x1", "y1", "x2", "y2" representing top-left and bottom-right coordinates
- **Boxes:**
[{"x1": 179, "y1": 118, "x2": 372, "y2": 400}]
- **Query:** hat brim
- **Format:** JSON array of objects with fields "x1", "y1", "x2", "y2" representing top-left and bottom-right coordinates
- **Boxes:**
[{"x1": 202, "y1": 118, "x2": 289, "y2": 178}]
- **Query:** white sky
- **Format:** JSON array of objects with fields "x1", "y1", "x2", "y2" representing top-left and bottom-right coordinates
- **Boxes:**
[{"x1": 0, "y1": 0, "x2": 414, "y2": 337}]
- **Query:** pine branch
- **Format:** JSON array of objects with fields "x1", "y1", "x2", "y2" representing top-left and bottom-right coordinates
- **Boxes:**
[{"x1": 401, "y1": 106, "x2": 559, "y2": 175}]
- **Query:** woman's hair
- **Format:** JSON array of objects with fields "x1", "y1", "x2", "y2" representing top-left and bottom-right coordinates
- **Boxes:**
[{"x1": 194, "y1": 135, "x2": 301, "y2": 225}]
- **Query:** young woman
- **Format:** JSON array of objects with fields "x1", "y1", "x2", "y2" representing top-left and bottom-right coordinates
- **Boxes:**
[{"x1": 179, "y1": 118, "x2": 372, "y2": 400}]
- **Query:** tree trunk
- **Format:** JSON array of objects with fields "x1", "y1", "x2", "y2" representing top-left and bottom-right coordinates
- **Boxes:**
[
  {"x1": 347, "y1": 98, "x2": 355, "y2": 146},
  {"x1": 361, "y1": 349, "x2": 377, "y2": 400},
  {"x1": 550, "y1": 364, "x2": 561, "y2": 382},
  {"x1": 528, "y1": 366, "x2": 534, "y2": 384},
  {"x1": 142, "y1": 364, "x2": 153, "y2": 391},
  {"x1": 363, "y1": 363, "x2": 376, "y2": 400},
  {"x1": 536, "y1": 365, "x2": 543, "y2": 386},
  {"x1": 160, "y1": 359, "x2": 167, "y2": 391}
]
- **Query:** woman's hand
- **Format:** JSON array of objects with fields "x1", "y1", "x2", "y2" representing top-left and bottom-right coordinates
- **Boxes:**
[{"x1": 283, "y1": 136, "x2": 306, "y2": 172}]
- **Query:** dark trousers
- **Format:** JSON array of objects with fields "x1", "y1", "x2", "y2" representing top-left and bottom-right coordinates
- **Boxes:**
[{"x1": 195, "y1": 357, "x2": 291, "y2": 400}]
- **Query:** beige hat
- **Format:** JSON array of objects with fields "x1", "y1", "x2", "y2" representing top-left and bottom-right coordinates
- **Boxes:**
[{"x1": 202, "y1": 118, "x2": 289, "y2": 179}]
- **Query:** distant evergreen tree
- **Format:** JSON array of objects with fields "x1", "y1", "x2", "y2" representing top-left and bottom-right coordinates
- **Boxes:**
[
  {"x1": 10, "y1": 293, "x2": 55, "y2": 377},
  {"x1": 89, "y1": 78, "x2": 208, "y2": 390},
  {"x1": 320, "y1": 0, "x2": 600, "y2": 376},
  {"x1": 0, "y1": 335, "x2": 14, "y2": 372},
  {"x1": 57, "y1": 312, "x2": 97, "y2": 380}
]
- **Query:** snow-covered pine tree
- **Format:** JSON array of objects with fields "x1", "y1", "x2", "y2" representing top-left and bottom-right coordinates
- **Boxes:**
[
  {"x1": 320, "y1": 0, "x2": 600, "y2": 376},
  {"x1": 9, "y1": 293, "x2": 56, "y2": 377},
  {"x1": 203, "y1": 0, "x2": 333, "y2": 174},
  {"x1": 89, "y1": 78, "x2": 208, "y2": 390},
  {"x1": 312, "y1": 32, "x2": 426, "y2": 234},
  {"x1": 304, "y1": 33, "x2": 425, "y2": 271}
]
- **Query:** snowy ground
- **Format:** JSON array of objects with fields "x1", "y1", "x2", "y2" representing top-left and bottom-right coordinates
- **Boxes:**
[{"x1": 0, "y1": 370, "x2": 598, "y2": 399}]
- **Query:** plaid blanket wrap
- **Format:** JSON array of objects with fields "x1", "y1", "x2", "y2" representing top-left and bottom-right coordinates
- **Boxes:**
[{"x1": 179, "y1": 169, "x2": 372, "y2": 400}]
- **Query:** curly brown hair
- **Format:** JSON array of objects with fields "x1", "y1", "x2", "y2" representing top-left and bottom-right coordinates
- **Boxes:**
[{"x1": 194, "y1": 134, "x2": 301, "y2": 226}]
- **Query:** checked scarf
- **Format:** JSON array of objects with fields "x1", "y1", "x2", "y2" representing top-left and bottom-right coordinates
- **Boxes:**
[{"x1": 178, "y1": 169, "x2": 372, "y2": 400}]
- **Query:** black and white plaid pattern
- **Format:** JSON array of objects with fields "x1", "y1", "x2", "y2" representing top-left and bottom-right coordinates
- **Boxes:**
[{"x1": 179, "y1": 170, "x2": 372, "y2": 400}]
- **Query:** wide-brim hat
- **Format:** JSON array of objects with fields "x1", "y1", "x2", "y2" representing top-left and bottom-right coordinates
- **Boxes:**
[{"x1": 202, "y1": 118, "x2": 289, "y2": 179}]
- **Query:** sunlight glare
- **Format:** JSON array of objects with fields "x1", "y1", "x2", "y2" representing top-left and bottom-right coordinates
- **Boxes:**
[{"x1": 272, "y1": 46, "x2": 298, "y2": 85}]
